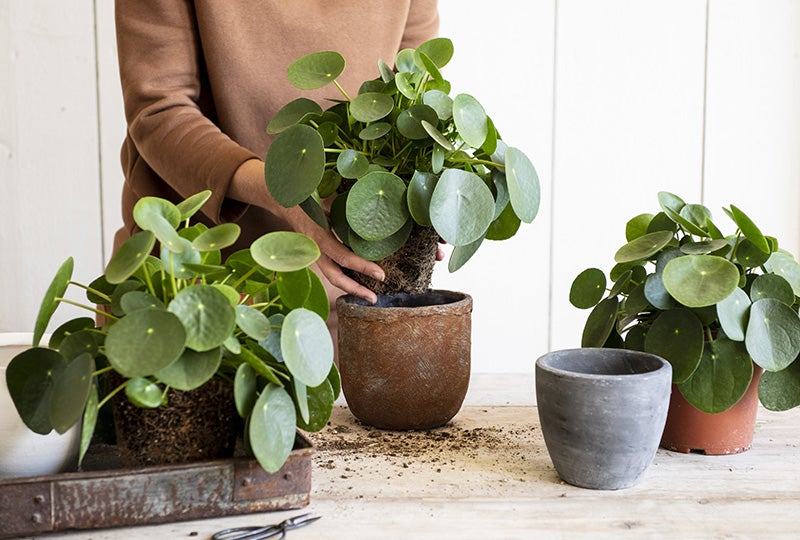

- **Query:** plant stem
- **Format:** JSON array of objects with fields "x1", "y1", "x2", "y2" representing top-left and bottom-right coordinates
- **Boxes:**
[
  {"x1": 97, "y1": 381, "x2": 127, "y2": 409},
  {"x1": 332, "y1": 79, "x2": 351, "y2": 101},
  {"x1": 56, "y1": 298, "x2": 119, "y2": 321},
  {"x1": 69, "y1": 282, "x2": 112, "y2": 303}
]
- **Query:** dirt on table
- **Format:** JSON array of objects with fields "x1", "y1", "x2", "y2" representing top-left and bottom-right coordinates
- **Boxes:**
[{"x1": 305, "y1": 406, "x2": 552, "y2": 497}]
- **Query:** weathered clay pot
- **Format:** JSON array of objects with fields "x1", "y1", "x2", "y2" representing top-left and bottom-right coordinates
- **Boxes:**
[
  {"x1": 660, "y1": 366, "x2": 763, "y2": 455},
  {"x1": 336, "y1": 290, "x2": 472, "y2": 430},
  {"x1": 536, "y1": 348, "x2": 672, "y2": 490},
  {"x1": 110, "y1": 375, "x2": 238, "y2": 467}
]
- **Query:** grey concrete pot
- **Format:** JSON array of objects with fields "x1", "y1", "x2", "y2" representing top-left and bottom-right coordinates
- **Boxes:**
[{"x1": 536, "y1": 348, "x2": 672, "y2": 490}]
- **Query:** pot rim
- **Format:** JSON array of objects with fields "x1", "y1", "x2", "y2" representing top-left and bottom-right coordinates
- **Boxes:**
[
  {"x1": 536, "y1": 347, "x2": 672, "y2": 381},
  {"x1": 337, "y1": 289, "x2": 472, "y2": 316}
]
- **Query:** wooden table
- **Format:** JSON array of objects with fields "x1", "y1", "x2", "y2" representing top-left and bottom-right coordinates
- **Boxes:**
[{"x1": 39, "y1": 374, "x2": 800, "y2": 539}]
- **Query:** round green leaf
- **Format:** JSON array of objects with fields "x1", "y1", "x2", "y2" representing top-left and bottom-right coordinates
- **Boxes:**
[
  {"x1": 614, "y1": 231, "x2": 674, "y2": 264},
  {"x1": 350, "y1": 92, "x2": 393, "y2": 123},
  {"x1": 293, "y1": 381, "x2": 309, "y2": 425},
  {"x1": 677, "y1": 338, "x2": 753, "y2": 414},
  {"x1": 287, "y1": 51, "x2": 345, "y2": 90},
  {"x1": 765, "y1": 251, "x2": 800, "y2": 297},
  {"x1": 336, "y1": 149, "x2": 369, "y2": 179},
  {"x1": 260, "y1": 313, "x2": 285, "y2": 362},
  {"x1": 192, "y1": 223, "x2": 241, "y2": 252},
  {"x1": 110, "y1": 280, "x2": 145, "y2": 318},
  {"x1": 359, "y1": 122, "x2": 392, "y2": 141},
  {"x1": 161, "y1": 237, "x2": 201, "y2": 279},
  {"x1": 168, "y1": 285, "x2": 236, "y2": 352},
  {"x1": 423, "y1": 90, "x2": 453, "y2": 120},
  {"x1": 485, "y1": 203, "x2": 521, "y2": 241},
  {"x1": 125, "y1": 377, "x2": 164, "y2": 408},
  {"x1": 176, "y1": 190, "x2": 212, "y2": 221},
  {"x1": 5, "y1": 348, "x2": 67, "y2": 434},
  {"x1": 133, "y1": 197, "x2": 183, "y2": 253},
  {"x1": 296, "y1": 379, "x2": 335, "y2": 432},
  {"x1": 249, "y1": 384, "x2": 296, "y2": 473},
  {"x1": 318, "y1": 169, "x2": 342, "y2": 198},
  {"x1": 716, "y1": 287, "x2": 751, "y2": 342},
  {"x1": 267, "y1": 97, "x2": 322, "y2": 134},
  {"x1": 730, "y1": 204, "x2": 770, "y2": 254},
  {"x1": 395, "y1": 71, "x2": 418, "y2": 100},
  {"x1": 625, "y1": 213, "x2": 654, "y2": 241},
  {"x1": 570, "y1": 268, "x2": 607, "y2": 309},
  {"x1": 299, "y1": 195, "x2": 329, "y2": 231},
  {"x1": 105, "y1": 308, "x2": 186, "y2": 378},
  {"x1": 429, "y1": 168, "x2": 495, "y2": 247},
  {"x1": 680, "y1": 204, "x2": 713, "y2": 234},
  {"x1": 662, "y1": 255, "x2": 740, "y2": 308},
  {"x1": 407, "y1": 171, "x2": 438, "y2": 227},
  {"x1": 679, "y1": 239, "x2": 729, "y2": 255},
  {"x1": 235, "y1": 305, "x2": 272, "y2": 341},
  {"x1": 624, "y1": 323, "x2": 648, "y2": 351},
  {"x1": 453, "y1": 93, "x2": 488, "y2": 148},
  {"x1": 349, "y1": 219, "x2": 413, "y2": 261},
  {"x1": 644, "y1": 308, "x2": 704, "y2": 384},
  {"x1": 50, "y1": 353, "x2": 94, "y2": 434},
  {"x1": 346, "y1": 171, "x2": 409, "y2": 241},
  {"x1": 644, "y1": 273, "x2": 678, "y2": 311},
  {"x1": 120, "y1": 291, "x2": 163, "y2": 314},
  {"x1": 281, "y1": 308, "x2": 334, "y2": 387},
  {"x1": 58, "y1": 329, "x2": 100, "y2": 362},
  {"x1": 264, "y1": 124, "x2": 325, "y2": 207},
  {"x1": 79, "y1": 384, "x2": 99, "y2": 466},
  {"x1": 504, "y1": 147, "x2": 540, "y2": 224},
  {"x1": 397, "y1": 104, "x2": 439, "y2": 140},
  {"x1": 746, "y1": 298, "x2": 800, "y2": 371},
  {"x1": 395, "y1": 48, "x2": 423, "y2": 74},
  {"x1": 277, "y1": 268, "x2": 312, "y2": 309},
  {"x1": 378, "y1": 58, "x2": 395, "y2": 83},
  {"x1": 33, "y1": 257, "x2": 74, "y2": 346},
  {"x1": 251, "y1": 231, "x2": 321, "y2": 272},
  {"x1": 736, "y1": 238, "x2": 772, "y2": 268},
  {"x1": 212, "y1": 284, "x2": 241, "y2": 307},
  {"x1": 759, "y1": 358, "x2": 800, "y2": 411},
  {"x1": 303, "y1": 269, "x2": 331, "y2": 321},
  {"x1": 417, "y1": 37, "x2": 454, "y2": 69},
  {"x1": 421, "y1": 120, "x2": 455, "y2": 152},
  {"x1": 581, "y1": 297, "x2": 619, "y2": 348},
  {"x1": 646, "y1": 212, "x2": 677, "y2": 234},
  {"x1": 750, "y1": 274, "x2": 795, "y2": 306},
  {"x1": 448, "y1": 235, "x2": 484, "y2": 273},
  {"x1": 49, "y1": 317, "x2": 95, "y2": 350},
  {"x1": 657, "y1": 191, "x2": 686, "y2": 214},
  {"x1": 155, "y1": 347, "x2": 222, "y2": 391},
  {"x1": 234, "y1": 363, "x2": 258, "y2": 418},
  {"x1": 106, "y1": 231, "x2": 157, "y2": 284}
]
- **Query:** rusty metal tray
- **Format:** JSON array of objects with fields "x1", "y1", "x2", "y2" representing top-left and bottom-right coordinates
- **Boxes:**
[{"x1": 0, "y1": 435, "x2": 313, "y2": 538}]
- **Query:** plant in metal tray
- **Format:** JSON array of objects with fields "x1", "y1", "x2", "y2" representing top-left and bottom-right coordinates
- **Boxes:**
[
  {"x1": 569, "y1": 191, "x2": 800, "y2": 414},
  {"x1": 264, "y1": 37, "x2": 541, "y2": 295},
  {"x1": 5, "y1": 190, "x2": 338, "y2": 473}
]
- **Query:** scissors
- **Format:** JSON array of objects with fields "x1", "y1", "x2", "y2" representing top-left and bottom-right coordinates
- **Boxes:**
[{"x1": 211, "y1": 513, "x2": 321, "y2": 540}]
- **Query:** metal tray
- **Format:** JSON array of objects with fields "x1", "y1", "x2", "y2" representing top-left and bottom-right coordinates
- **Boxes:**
[{"x1": 0, "y1": 435, "x2": 313, "y2": 538}]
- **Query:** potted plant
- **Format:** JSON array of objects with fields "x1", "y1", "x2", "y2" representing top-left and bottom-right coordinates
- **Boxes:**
[
  {"x1": 569, "y1": 191, "x2": 800, "y2": 454},
  {"x1": 263, "y1": 37, "x2": 541, "y2": 429},
  {"x1": 5, "y1": 190, "x2": 339, "y2": 473}
]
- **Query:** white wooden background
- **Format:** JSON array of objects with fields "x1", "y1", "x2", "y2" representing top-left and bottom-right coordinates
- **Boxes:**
[{"x1": 2, "y1": 1, "x2": 799, "y2": 374}]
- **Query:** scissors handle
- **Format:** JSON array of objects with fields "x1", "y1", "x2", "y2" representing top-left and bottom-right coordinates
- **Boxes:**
[{"x1": 211, "y1": 525, "x2": 283, "y2": 540}]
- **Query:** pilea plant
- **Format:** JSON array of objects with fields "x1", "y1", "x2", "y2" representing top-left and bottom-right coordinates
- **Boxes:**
[
  {"x1": 264, "y1": 37, "x2": 541, "y2": 295},
  {"x1": 570, "y1": 191, "x2": 800, "y2": 414},
  {"x1": 5, "y1": 190, "x2": 338, "y2": 473}
]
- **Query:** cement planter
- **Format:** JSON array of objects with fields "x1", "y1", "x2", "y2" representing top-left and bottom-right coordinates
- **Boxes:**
[
  {"x1": 336, "y1": 290, "x2": 472, "y2": 430},
  {"x1": 536, "y1": 348, "x2": 672, "y2": 490}
]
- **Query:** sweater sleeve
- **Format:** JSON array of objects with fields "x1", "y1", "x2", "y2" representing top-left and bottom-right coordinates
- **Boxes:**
[
  {"x1": 400, "y1": 0, "x2": 440, "y2": 49},
  {"x1": 115, "y1": 0, "x2": 257, "y2": 223}
]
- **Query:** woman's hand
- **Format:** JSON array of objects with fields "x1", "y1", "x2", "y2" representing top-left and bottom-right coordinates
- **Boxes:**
[{"x1": 229, "y1": 159, "x2": 383, "y2": 304}]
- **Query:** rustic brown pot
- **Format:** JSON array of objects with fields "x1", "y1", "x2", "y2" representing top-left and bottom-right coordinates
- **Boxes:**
[
  {"x1": 336, "y1": 290, "x2": 472, "y2": 430},
  {"x1": 660, "y1": 367, "x2": 763, "y2": 455},
  {"x1": 110, "y1": 375, "x2": 238, "y2": 467}
]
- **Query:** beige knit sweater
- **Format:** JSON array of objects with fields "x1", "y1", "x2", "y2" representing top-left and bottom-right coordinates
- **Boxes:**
[{"x1": 114, "y1": 0, "x2": 439, "y2": 250}]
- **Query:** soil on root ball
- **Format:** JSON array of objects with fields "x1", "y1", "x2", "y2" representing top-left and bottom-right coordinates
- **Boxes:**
[{"x1": 344, "y1": 224, "x2": 440, "y2": 296}]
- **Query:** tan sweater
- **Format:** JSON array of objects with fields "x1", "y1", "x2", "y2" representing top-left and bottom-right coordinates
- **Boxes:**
[{"x1": 114, "y1": 0, "x2": 439, "y2": 251}]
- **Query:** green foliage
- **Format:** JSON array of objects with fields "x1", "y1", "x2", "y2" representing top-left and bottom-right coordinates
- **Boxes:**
[
  {"x1": 264, "y1": 37, "x2": 541, "y2": 274},
  {"x1": 569, "y1": 192, "x2": 800, "y2": 414},
  {"x1": 6, "y1": 191, "x2": 336, "y2": 473}
]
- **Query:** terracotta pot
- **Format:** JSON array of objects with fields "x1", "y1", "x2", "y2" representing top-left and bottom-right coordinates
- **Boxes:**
[
  {"x1": 336, "y1": 290, "x2": 472, "y2": 430},
  {"x1": 536, "y1": 348, "x2": 672, "y2": 490},
  {"x1": 660, "y1": 367, "x2": 763, "y2": 455},
  {"x1": 111, "y1": 375, "x2": 238, "y2": 467}
]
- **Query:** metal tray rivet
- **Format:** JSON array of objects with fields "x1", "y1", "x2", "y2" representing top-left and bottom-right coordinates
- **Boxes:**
[
  {"x1": 33, "y1": 495, "x2": 45, "y2": 504},
  {"x1": 283, "y1": 472, "x2": 293, "y2": 481},
  {"x1": 31, "y1": 512, "x2": 43, "y2": 524}
]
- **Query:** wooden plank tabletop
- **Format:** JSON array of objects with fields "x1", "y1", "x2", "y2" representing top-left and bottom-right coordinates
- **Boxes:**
[{"x1": 34, "y1": 374, "x2": 800, "y2": 539}]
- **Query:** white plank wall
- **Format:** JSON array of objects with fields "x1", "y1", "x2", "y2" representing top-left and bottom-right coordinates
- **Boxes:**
[{"x1": 1, "y1": 1, "x2": 799, "y2": 374}]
